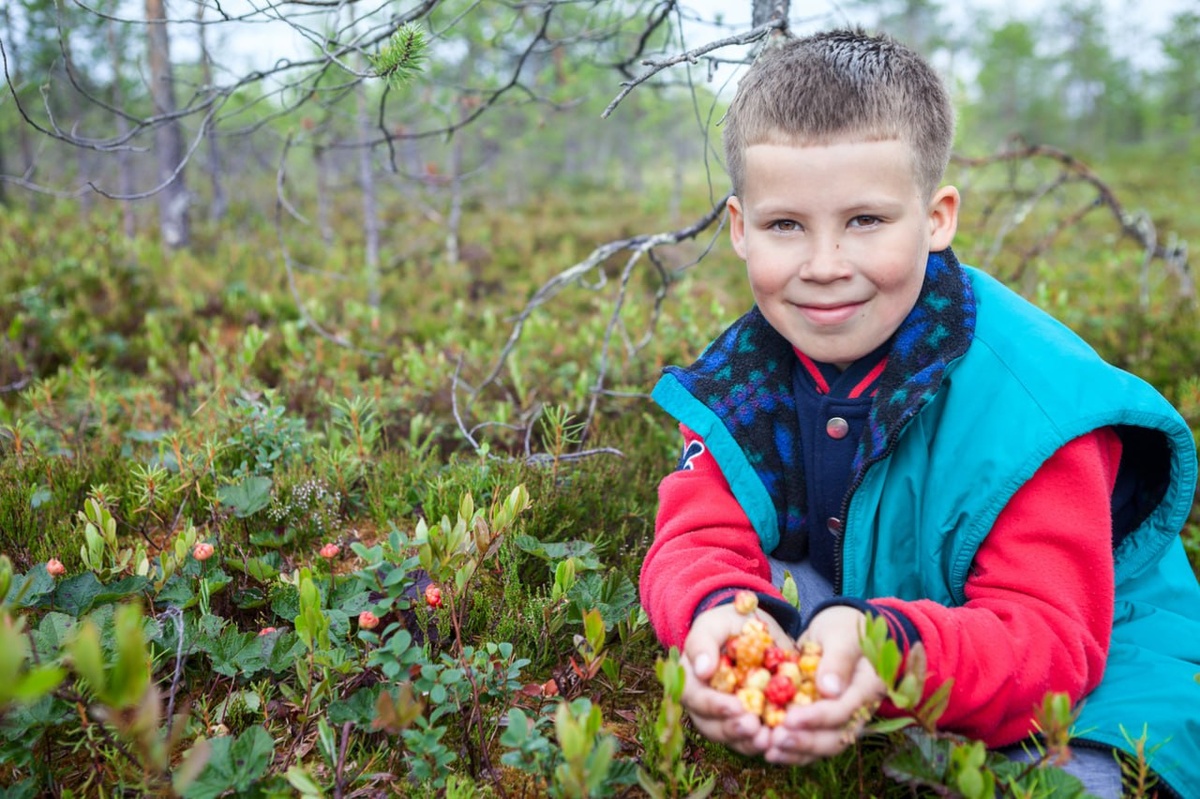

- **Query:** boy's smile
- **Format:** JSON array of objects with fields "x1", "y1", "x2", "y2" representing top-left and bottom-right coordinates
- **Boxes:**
[{"x1": 727, "y1": 139, "x2": 959, "y2": 369}]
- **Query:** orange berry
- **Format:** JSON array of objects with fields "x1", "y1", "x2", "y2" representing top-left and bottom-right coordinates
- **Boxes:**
[
  {"x1": 762, "y1": 703, "x2": 788, "y2": 728},
  {"x1": 709, "y1": 663, "x2": 739, "y2": 694}
]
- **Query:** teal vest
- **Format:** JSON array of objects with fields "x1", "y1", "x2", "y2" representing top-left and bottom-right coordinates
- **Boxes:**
[{"x1": 656, "y1": 264, "x2": 1200, "y2": 796}]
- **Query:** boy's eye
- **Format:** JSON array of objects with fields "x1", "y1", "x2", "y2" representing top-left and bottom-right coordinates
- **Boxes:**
[
  {"x1": 771, "y1": 220, "x2": 800, "y2": 232},
  {"x1": 849, "y1": 215, "x2": 881, "y2": 228}
]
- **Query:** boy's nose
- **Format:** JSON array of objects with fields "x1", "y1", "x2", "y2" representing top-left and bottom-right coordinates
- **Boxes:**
[{"x1": 797, "y1": 237, "x2": 850, "y2": 282}]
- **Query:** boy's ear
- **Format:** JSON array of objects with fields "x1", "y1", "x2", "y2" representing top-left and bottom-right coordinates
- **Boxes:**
[
  {"x1": 928, "y1": 185, "x2": 960, "y2": 252},
  {"x1": 728, "y1": 195, "x2": 748, "y2": 259}
]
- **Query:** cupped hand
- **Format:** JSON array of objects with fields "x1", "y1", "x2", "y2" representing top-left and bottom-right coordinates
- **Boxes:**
[
  {"x1": 763, "y1": 605, "x2": 886, "y2": 765},
  {"x1": 681, "y1": 602, "x2": 792, "y2": 757}
]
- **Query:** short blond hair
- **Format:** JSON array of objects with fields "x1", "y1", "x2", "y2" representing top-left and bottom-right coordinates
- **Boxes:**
[{"x1": 723, "y1": 29, "x2": 955, "y2": 199}]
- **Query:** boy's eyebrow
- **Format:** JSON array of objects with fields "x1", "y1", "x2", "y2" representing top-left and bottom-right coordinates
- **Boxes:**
[{"x1": 749, "y1": 198, "x2": 908, "y2": 216}]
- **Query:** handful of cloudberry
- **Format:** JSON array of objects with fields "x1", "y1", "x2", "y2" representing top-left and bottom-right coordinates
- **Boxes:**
[{"x1": 708, "y1": 591, "x2": 823, "y2": 727}]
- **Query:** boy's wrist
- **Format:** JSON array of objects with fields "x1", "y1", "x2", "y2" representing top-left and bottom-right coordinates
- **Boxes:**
[
  {"x1": 803, "y1": 597, "x2": 921, "y2": 655},
  {"x1": 693, "y1": 589, "x2": 804, "y2": 640}
]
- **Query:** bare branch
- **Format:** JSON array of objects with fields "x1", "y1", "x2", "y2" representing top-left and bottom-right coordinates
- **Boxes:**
[
  {"x1": 472, "y1": 193, "x2": 730, "y2": 402},
  {"x1": 953, "y1": 142, "x2": 1193, "y2": 303},
  {"x1": 602, "y1": 19, "x2": 785, "y2": 118}
]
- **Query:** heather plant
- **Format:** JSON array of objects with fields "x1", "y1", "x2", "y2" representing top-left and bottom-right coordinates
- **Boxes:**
[{"x1": 0, "y1": 153, "x2": 1195, "y2": 798}]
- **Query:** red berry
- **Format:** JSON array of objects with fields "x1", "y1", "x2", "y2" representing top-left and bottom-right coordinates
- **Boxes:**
[
  {"x1": 425, "y1": 583, "x2": 443, "y2": 608},
  {"x1": 762, "y1": 645, "x2": 789, "y2": 671},
  {"x1": 765, "y1": 673, "x2": 797, "y2": 707}
]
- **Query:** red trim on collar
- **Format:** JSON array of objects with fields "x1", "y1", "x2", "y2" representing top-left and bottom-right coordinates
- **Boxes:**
[
  {"x1": 849, "y1": 357, "x2": 888, "y2": 399},
  {"x1": 794, "y1": 350, "x2": 830, "y2": 394}
]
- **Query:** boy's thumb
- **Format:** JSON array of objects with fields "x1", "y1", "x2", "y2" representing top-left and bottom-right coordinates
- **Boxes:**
[{"x1": 815, "y1": 648, "x2": 856, "y2": 698}]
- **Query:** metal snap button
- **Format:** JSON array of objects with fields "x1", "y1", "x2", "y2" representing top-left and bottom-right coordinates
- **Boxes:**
[{"x1": 826, "y1": 417, "x2": 849, "y2": 439}]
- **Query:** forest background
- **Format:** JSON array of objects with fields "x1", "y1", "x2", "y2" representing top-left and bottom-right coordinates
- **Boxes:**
[{"x1": 1, "y1": 0, "x2": 1198, "y2": 796}]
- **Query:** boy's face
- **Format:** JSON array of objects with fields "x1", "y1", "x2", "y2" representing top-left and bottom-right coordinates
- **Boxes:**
[{"x1": 727, "y1": 138, "x2": 959, "y2": 369}]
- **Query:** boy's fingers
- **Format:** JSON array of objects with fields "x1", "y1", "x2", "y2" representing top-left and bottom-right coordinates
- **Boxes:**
[
  {"x1": 781, "y1": 659, "x2": 884, "y2": 730},
  {"x1": 813, "y1": 643, "x2": 855, "y2": 699},
  {"x1": 686, "y1": 706, "x2": 766, "y2": 753},
  {"x1": 681, "y1": 657, "x2": 742, "y2": 719}
]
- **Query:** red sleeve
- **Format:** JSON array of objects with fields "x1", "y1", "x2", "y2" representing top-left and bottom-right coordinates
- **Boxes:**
[
  {"x1": 639, "y1": 425, "x2": 782, "y2": 648},
  {"x1": 873, "y1": 427, "x2": 1122, "y2": 746}
]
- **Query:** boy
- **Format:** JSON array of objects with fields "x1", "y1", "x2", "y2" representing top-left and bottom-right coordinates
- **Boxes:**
[{"x1": 639, "y1": 29, "x2": 1200, "y2": 798}]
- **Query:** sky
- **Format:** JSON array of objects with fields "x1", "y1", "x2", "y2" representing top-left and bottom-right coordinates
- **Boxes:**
[{"x1": 188, "y1": 0, "x2": 1192, "y2": 87}]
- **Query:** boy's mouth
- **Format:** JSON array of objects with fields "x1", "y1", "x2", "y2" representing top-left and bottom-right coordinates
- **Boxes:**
[{"x1": 795, "y1": 301, "x2": 864, "y2": 326}]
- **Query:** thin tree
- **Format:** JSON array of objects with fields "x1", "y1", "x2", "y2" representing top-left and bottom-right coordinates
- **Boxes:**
[{"x1": 145, "y1": 0, "x2": 190, "y2": 248}]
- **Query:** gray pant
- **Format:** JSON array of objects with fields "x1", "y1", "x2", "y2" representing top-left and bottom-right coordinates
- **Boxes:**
[{"x1": 767, "y1": 556, "x2": 1124, "y2": 798}]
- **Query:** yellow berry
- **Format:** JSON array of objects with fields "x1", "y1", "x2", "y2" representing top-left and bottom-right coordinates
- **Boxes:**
[
  {"x1": 762, "y1": 703, "x2": 787, "y2": 728},
  {"x1": 733, "y1": 590, "x2": 759, "y2": 615},
  {"x1": 736, "y1": 687, "x2": 765, "y2": 716},
  {"x1": 743, "y1": 667, "x2": 772, "y2": 692},
  {"x1": 791, "y1": 690, "x2": 815, "y2": 706}
]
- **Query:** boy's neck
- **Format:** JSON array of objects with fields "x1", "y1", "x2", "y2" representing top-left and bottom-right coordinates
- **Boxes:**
[{"x1": 793, "y1": 337, "x2": 892, "y2": 398}]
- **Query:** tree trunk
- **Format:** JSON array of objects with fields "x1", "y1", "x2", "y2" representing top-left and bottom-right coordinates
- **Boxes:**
[
  {"x1": 108, "y1": 20, "x2": 136, "y2": 238},
  {"x1": 314, "y1": 144, "x2": 334, "y2": 245},
  {"x1": 145, "y1": 0, "x2": 190, "y2": 248},
  {"x1": 752, "y1": 0, "x2": 789, "y2": 29},
  {"x1": 354, "y1": 54, "x2": 381, "y2": 308},
  {"x1": 3, "y1": 4, "x2": 37, "y2": 189},
  {"x1": 197, "y1": 2, "x2": 227, "y2": 223},
  {"x1": 445, "y1": 121, "x2": 465, "y2": 269}
]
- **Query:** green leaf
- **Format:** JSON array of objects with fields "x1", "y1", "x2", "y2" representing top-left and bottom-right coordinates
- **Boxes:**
[
  {"x1": 13, "y1": 665, "x2": 66, "y2": 701},
  {"x1": 11, "y1": 567, "x2": 55, "y2": 608},
  {"x1": 328, "y1": 686, "x2": 382, "y2": 727},
  {"x1": 956, "y1": 766, "x2": 985, "y2": 799},
  {"x1": 52, "y1": 572, "x2": 104, "y2": 617},
  {"x1": 0, "y1": 778, "x2": 39, "y2": 799},
  {"x1": 263, "y1": 631, "x2": 308, "y2": 674},
  {"x1": 270, "y1": 584, "x2": 301, "y2": 622},
  {"x1": 227, "y1": 726, "x2": 274, "y2": 790},
  {"x1": 286, "y1": 765, "x2": 325, "y2": 797},
  {"x1": 93, "y1": 575, "x2": 150, "y2": 605},
  {"x1": 514, "y1": 535, "x2": 601, "y2": 571},
  {"x1": 223, "y1": 556, "x2": 279, "y2": 583},
  {"x1": 216, "y1": 477, "x2": 272, "y2": 518},
  {"x1": 882, "y1": 730, "x2": 953, "y2": 788},
  {"x1": 203, "y1": 628, "x2": 267, "y2": 678},
  {"x1": 156, "y1": 574, "x2": 196, "y2": 608},
  {"x1": 566, "y1": 572, "x2": 637, "y2": 628},
  {"x1": 781, "y1": 571, "x2": 800, "y2": 610},
  {"x1": 31, "y1": 612, "x2": 77, "y2": 660},
  {"x1": 865, "y1": 715, "x2": 917, "y2": 735}
]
